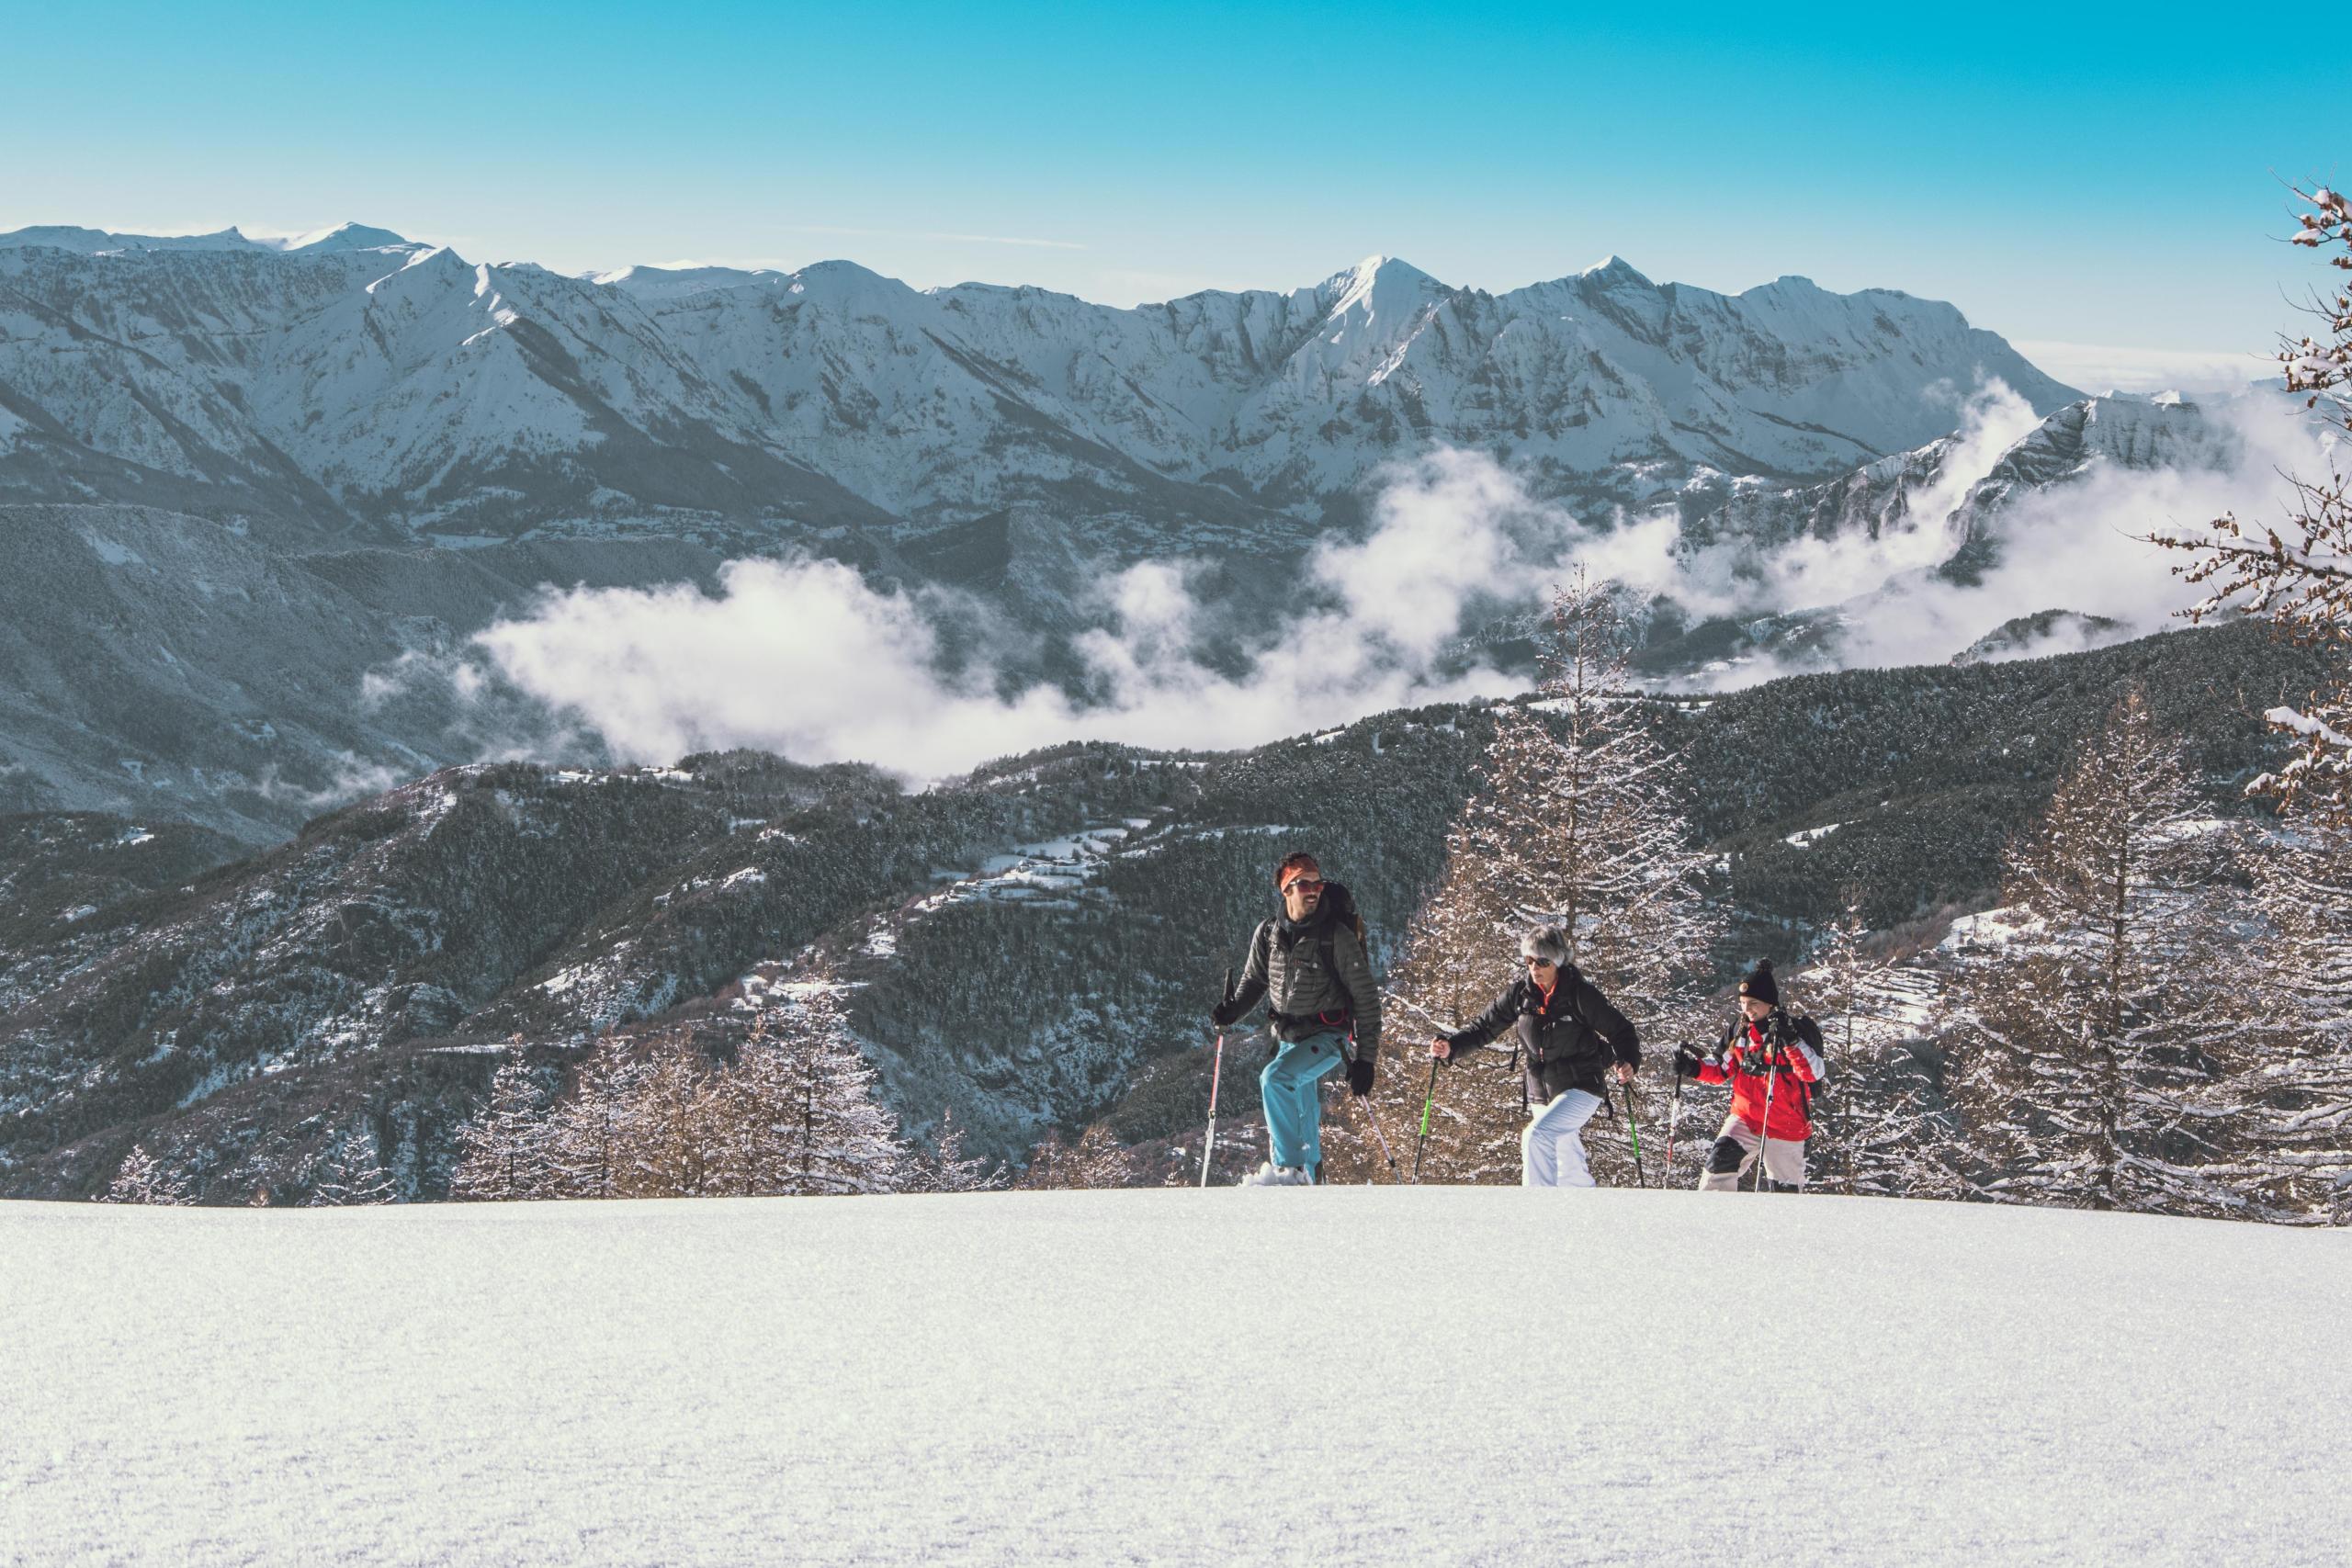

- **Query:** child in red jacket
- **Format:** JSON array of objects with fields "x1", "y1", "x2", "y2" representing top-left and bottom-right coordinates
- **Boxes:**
[{"x1": 1673, "y1": 959, "x2": 1825, "y2": 1191}]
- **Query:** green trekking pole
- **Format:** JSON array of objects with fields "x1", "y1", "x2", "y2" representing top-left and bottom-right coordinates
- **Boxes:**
[
  {"x1": 1620, "y1": 1076, "x2": 1646, "y2": 1188},
  {"x1": 1411, "y1": 1057, "x2": 1439, "y2": 1182}
]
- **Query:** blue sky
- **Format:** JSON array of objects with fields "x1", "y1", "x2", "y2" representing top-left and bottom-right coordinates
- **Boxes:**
[{"x1": 3, "y1": 1, "x2": 2335, "y2": 387}]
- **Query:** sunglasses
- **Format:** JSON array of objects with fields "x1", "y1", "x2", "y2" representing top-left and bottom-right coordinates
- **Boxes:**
[
  {"x1": 1283, "y1": 877, "x2": 1326, "y2": 893},
  {"x1": 1523, "y1": 956, "x2": 1556, "y2": 969}
]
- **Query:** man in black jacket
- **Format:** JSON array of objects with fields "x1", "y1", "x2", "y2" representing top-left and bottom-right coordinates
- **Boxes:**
[
  {"x1": 1427, "y1": 925, "x2": 1639, "y2": 1187},
  {"x1": 1212, "y1": 852, "x2": 1383, "y2": 1186}
]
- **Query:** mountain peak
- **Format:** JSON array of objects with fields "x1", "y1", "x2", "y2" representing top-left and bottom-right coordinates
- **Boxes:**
[
  {"x1": 282, "y1": 221, "x2": 415, "y2": 254},
  {"x1": 1319, "y1": 254, "x2": 1447, "y2": 320},
  {"x1": 1578, "y1": 254, "x2": 1655, "y2": 288}
]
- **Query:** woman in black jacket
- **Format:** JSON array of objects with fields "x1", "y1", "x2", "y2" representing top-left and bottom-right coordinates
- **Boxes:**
[{"x1": 1427, "y1": 925, "x2": 1641, "y2": 1186}]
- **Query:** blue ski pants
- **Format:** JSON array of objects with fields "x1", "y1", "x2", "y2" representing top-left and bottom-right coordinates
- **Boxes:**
[{"x1": 1261, "y1": 1031, "x2": 1347, "y2": 1176}]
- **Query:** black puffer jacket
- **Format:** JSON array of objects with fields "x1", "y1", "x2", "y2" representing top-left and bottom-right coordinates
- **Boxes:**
[
  {"x1": 1225, "y1": 899, "x2": 1383, "y2": 1064},
  {"x1": 1445, "y1": 966, "x2": 1638, "y2": 1105}
]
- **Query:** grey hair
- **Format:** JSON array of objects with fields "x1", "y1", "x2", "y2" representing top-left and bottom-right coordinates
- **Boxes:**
[{"x1": 1519, "y1": 926, "x2": 1571, "y2": 966}]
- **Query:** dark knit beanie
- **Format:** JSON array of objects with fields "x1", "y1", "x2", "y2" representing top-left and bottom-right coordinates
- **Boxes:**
[{"x1": 1738, "y1": 958, "x2": 1779, "y2": 1006}]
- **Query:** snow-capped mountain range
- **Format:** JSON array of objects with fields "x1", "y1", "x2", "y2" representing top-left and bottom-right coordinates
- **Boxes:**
[
  {"x1": 9, "y1": 216, "x2": 2267, "y2": 840},
  {"x1": 0, "y1": 220, "x2": 2080, "y2": 551}
]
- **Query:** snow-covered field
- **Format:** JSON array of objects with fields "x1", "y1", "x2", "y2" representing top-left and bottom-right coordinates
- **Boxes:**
[{"x1": 4, "y1": 1190, "x2": 2346, "y2": 1565}]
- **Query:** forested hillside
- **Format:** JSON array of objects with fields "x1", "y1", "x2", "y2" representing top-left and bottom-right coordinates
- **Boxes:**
[{"x1": 0, "y1": 620, "x2": 2328, "y2": 1201}]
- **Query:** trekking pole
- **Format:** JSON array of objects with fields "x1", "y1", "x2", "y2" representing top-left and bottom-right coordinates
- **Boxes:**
[
  {"x1": 1199, "y1": 967, "x2": 1233, "y2": 1189},
  {"x1": 1620, "y1": 1077, "x2": 1646, "y2": 1188},
  {"x1": 1664, "y1": 1060, "x2": 1686, "y2": 1185},
  {"x1": 1412, "y1": 1056, "x2": 1439, "y2": 1182},
  {"x1": 1358, "y1": 1094, "x2": 1399, "y2": 1179},
  {"x1": 1752, "y1": 1053, "x2": 1781, "y2": 1194}
]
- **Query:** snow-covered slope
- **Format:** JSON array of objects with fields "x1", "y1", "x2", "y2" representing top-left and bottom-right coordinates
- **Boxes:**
[{"x1": 4, "y1": 1190, "x2": 2344, "y2": 1565}]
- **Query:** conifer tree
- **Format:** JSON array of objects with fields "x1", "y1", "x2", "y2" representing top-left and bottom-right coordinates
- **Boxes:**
[
  {"x1": 2234, "y1": 822, "x2": 2352, "y2": 1220},
  {"x1": 2154, "y1": 182, "x2": 2352, "y2": 823},
  {"x1": 1376, "y1": 572, "x2": 1722, "y2": 1183},
  {"x1": 311, "y1": 1124, "x2": 395, "y2": 1206},
  {"x1": 1060, "y1": 1121, "x2": 1131, "y2": 1189},
  {"x1": 98, "y1": 1143, "x2": 192, "y2": 1205},
  {"x1": 617, "y1": 1032, "x2": 723, "y2": 1197},
  {"x1": 911, "y1": 1107, "x2": 1004, "y2": 1193},
  {"x1": 1015, "y1": 1129, "x2": 1073, "y2": 1190},
  {"x1": 1791, "y1": 896, "x2": 1947, "y2": 1196},
  {"x1": 1942, "y1": 689, "x2": 2247, "y2": 1213},
  {"x1": 450, "y1": 1056, "x2": 552, "y2": 1201},
  {"x1": 729, "y1": 982, "x2": 909, "y2": 1196},
  {"x1": 545, "y1": 1035, "x2": 642, "y2": 1200}
]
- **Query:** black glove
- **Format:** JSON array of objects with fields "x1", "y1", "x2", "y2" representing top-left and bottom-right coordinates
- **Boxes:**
[
  {"x1": 1210, "y1": 997, "x2": 1246, "y2": 1029},
  {"x1": 1672, "y1": 1046, "x2": 1704, "y2": 1080},
  {"x1": 1347, "y1": 1057, "x2": 1376, "y2": 1096}
]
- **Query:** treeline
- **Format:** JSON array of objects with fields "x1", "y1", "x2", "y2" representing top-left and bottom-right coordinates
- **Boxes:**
[{"x1": 442, "y1": 979, "x2": 1002, "y2": 1201}]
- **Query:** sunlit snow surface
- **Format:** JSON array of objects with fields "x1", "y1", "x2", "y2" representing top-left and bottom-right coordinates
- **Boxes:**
[{"x1": 4, "y1": 1191, "x2": 2347, "y2": 1565}]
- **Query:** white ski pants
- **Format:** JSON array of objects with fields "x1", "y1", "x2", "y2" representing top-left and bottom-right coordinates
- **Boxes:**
[
  {"x1": 1696, "y1": 1116, "x2": 1806, "y2": 1190},
  {"x1": 1521, "y1": 1089, "x2": 1602, "y2": 1188}
]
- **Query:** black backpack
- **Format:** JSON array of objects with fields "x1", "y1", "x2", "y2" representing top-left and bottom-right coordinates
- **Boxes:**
[{"x1": 1316, "y1": 881, "x2": 1369, "y2": 974}]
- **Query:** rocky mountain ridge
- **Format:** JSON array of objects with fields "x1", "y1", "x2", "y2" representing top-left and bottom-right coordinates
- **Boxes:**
[{"x1": 1, "y1": 222, "x2": 2080, "y2": 548}]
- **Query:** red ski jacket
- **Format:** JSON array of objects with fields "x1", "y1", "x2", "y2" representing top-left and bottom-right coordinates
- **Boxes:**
[{"x1": 1698, "y1": 1014, "x2": 1825, "y2": 1142}]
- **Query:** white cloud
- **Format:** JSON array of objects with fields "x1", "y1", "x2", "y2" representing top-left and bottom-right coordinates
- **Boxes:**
[
  {"x1": 449, "y1": 388, "x2": 2345, "y2": 774},
  {"x1": 465, "y1": 450, "x2": 1580, "y2": 776},
  {"x1": 1668, "y1": 389, "x2": 2346, "y2": 682}
]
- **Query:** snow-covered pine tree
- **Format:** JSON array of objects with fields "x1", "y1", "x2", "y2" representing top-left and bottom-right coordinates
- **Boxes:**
[
  {"x1": 2154, "y1": 182, "x2": 2352, "y2": 824},
  {"x1": 617, "y1": 1031, "x2": 723, "y2": 1198},
  {"x1": 1062, "y1": 1121, "x2": 1132, "y2": 1190},
  {"x1": 729, "y1": 980, "x2": 907, "y2": 1196},
  {"x1": 1793, "y1": 896, "x2": 1943, "y2": 1197},
  {"x1": 2234, "y1": 821, "x2": 2352, "y2": 1221},
  {"x1": 1376, "y1": 572, "x2": 1723, "y2": 1185},
  {"x1": 449, "y1": 1056, "x2": 552, "y2": 1201},
  {"x1": 98, "y1": 1143, "x2": 192, "y2": 1205},
  {"x1": 1015, "y1": 1129, "x2": 1072, "y2": 1190},
  {"x1": 1942, "y1": 688, "x2": 2249, "y2": 1214},
  {"x1": 544, "y1": 1035, "x2": 643, "y2": 1200},
  {"x1": 911, "y1": 1107, "x2": 1003, "y2": 1193},
  {"x1": 1366, "y1": 841, "x2": 1524, "y2": 1185},
  {"x1": 311, "y1": 1124, "x2": 395, "y2": 1206}
]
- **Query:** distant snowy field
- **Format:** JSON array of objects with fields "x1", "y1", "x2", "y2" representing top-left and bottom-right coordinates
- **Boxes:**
[{"x1": 5, "y1": 1191, "x2": 2346, "y2": 1566}]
